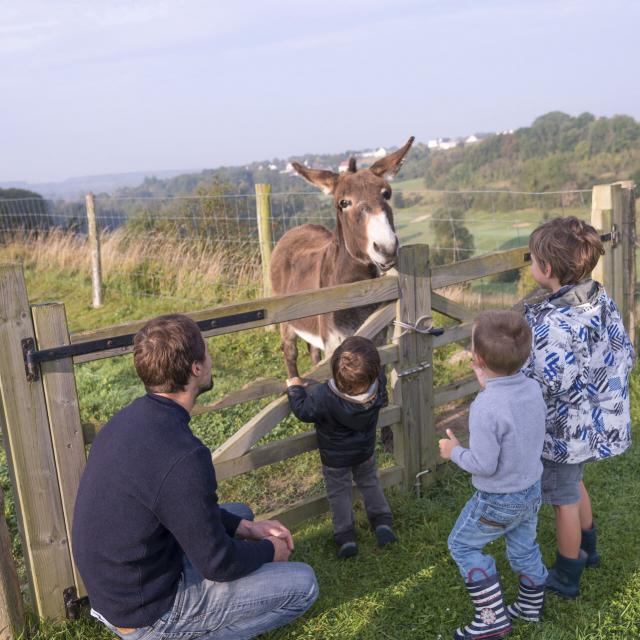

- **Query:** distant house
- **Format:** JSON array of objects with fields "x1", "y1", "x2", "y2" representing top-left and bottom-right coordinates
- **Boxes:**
[
  {"x1": 438, "y1": 138, "x2": 460, "y2": 150},
  {"x1": 426, "y1": 137, "x2": 462, "y2": 151},
  {"x1": 338, "y1": 160, "x2": 350, "y2": 173},
  {"x1": 465, "y1": 133, "x2": 492, "y2": 145}
]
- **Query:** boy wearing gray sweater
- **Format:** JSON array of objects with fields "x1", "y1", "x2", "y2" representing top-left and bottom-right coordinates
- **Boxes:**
[{"x1": 439, "y1": 310, "x2": 547, "y2": 640}]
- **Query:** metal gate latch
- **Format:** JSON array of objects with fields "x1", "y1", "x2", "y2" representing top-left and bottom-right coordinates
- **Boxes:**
[
  {"x1": 397, "y1": 361, "x2": 431, "y2": 378},
  {"x1": 64, "y1": 586, "x2": 90, "y2": 620}
]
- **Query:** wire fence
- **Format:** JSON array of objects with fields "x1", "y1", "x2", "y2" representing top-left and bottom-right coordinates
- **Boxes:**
[{"x1": 0, "y1": 187, "x2": 595, "y2": 310}]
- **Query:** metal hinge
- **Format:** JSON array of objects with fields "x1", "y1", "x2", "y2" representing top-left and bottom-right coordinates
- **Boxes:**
[
  {"x1": 64, "y1": 586, "x2": 90, "y2": 620},
  {"x1": 21, "y1": 308, "x2": 266, "y2": 381},
  {"x1": 610, "y1": 224, "x2": 620, "y2": 248}
]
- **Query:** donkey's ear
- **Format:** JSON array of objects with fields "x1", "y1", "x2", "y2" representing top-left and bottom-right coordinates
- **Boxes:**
[
  {"x1": 292, "y1": 163, "x2": 338, "y2": 195},
  {"x1": 369, "y1": 136, "x2": 415, "y2": 179}
]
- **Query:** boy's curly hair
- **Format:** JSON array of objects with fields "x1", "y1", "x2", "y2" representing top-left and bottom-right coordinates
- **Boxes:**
[
  {"x1": 331, "y1": 336, "x2": 380, "y2": 395},
  {"x1": 529, "y1": 216, "x2": 604, "y2": 285}
]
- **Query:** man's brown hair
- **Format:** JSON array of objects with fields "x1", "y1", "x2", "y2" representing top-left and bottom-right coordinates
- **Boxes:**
[
  {"x1": 529, "y1": 216, "x2": 604, "y2": 285},
  {"x1": 133, "y1": 314, "x2": 206, "y2": 393},
  {"x1": 473, "y1": 310, "x2": 532, "y2": 375},
  {"x1": 331, "y1": 336, "x2": 380, "y2": 395}
]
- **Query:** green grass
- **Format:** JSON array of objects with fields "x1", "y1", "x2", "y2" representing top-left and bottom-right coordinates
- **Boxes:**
[
  {"x1": 1, "y1": 253, "x2": 639, "y2": 639},
  {"x1": 14, "y1": 417, "x2": 640, "y2": 639}
]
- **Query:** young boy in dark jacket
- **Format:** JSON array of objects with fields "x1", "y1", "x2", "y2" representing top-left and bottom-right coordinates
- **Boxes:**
[{"x1": 286, "y1": 336, "x2": 398, "y2": 558}]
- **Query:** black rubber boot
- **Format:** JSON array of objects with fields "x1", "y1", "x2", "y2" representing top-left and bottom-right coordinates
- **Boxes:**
[
  {"x1": 545, "y1": 550, "x2": 587, "y2": 599},
  {"x1": 453, "y1": 573, "x2": 512, "y2": 639},
  {"x1": 506, "y1": 577, "x2": 545, "y2": 623},
  {"x1": 580, "y1": 524, "x2": 600, "y2": 568}
]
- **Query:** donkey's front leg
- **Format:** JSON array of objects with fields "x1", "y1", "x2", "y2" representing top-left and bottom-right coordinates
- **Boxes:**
[
  {"x1": 280, "y1": 322, "x2": 300, "y2": 379},
  {"x1": 307, "y1": 343, "x2": 322, "y2": 366}
]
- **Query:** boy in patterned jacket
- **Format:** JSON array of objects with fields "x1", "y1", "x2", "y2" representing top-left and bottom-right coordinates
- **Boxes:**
[{"x1": 522, "y1": 216, "x2": 635, "y2": 599}]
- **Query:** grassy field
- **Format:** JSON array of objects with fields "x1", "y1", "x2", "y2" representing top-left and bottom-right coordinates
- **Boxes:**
[{"x1": 1, "y1": 233, "x2": 639, "y2": 639}]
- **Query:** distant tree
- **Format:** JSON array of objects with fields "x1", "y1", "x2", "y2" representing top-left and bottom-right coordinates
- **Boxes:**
[
  {"x1": 429, "y1": 205, "x2": 475, "y2": 265},
  {"x1": 0, "y1": 188, "x2": 52, "y2": 239},
  {"x1": 393, "y1": 191, "x2": 406, "y2": 208}
]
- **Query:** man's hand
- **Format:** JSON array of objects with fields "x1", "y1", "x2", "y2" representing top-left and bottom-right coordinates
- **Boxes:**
[
  {"x1": 471, "y1": 362, "x2": 488, "y2": 390},
  {"x1": 438, "y1": 428, "x2": 460, "y2": 460},
  {"x1": 286, "y1": 377, "x2": 308, "y2": 388},
  {"x1": 237, "y1": 519, "x2": 294, "y2": 551},
  {"x1": 267, "y1": 535, "x2": 291, "y2": 562}
]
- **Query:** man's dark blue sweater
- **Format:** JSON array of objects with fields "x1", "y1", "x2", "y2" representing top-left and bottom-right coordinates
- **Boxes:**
[{"x1": 72, "y1": 394, "x2": 274, "y2": 628}]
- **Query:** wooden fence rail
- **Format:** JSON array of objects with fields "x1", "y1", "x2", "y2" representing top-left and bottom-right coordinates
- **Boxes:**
[{"x1": 0, "y1": 181, "x2": 635, "y2": 625}]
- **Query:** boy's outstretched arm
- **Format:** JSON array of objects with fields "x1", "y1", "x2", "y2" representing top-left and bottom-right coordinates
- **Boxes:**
[
  {"x1": 286, "y1": 379, "x2": 319, "y2": 423},
  {"x1": 443, "y1": 403, "x2": 501, "y2": 477}
]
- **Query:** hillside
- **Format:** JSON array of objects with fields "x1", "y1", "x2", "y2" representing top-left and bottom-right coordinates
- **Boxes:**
[
  {"x1": 108, "y1": 112, "x2": 639, "y2": 201},
  {"x1": 417, "y1": 111, "x2": 640, "y2": 192}
]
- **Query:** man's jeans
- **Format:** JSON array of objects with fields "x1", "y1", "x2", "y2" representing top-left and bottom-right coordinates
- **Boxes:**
[
  {"x1": 448, "y1": 481, "x2": 548, "y2": 585},
  {"x1": 322, "y1": 456, "x2": 393, "y2": 545},
  {"x1": 92, "y1": 503, "x2": 318, "y2": 640}
]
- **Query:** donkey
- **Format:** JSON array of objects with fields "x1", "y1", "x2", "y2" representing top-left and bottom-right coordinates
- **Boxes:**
[{"x1": 270, "y1": 137, "x2": 414, "y2": 378}]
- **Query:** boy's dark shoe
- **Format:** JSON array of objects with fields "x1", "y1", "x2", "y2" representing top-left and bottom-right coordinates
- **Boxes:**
[
  {"x1": 334, "y1": 529, "x2": 357, "y2": 559},
  {"x1": 580, "y1": 524, "x2": 600, "y2": 568},
  {"x1": 454, "y1": 573, "x2": 512, "y2": 639},
  {"x1": 545, "y1": 550, "x2": 587, "y2": 599},
  {"x1": 337, "y1": 542, "x2": 358, "y2": 559},
  {"x1": 506, "y1": 577, "x2": 545, "y2": 623},
  {"x1": 375, "y1": 524, "x2": 398, "y2": 547}
]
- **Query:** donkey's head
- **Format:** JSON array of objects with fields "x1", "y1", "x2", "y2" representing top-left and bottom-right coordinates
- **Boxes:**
[{"x1": 292, "y1": 137, "x2": 414, "y2": 272}]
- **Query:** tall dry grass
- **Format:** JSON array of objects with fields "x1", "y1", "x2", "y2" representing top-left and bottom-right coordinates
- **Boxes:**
[{"x1": 0, "y1": 229, "x2": 262, "y2": 301}]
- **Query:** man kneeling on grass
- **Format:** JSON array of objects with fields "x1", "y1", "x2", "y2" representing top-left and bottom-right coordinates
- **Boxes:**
[{"x1": 72, "y1": 314, "x2": 318, "y2": 640}]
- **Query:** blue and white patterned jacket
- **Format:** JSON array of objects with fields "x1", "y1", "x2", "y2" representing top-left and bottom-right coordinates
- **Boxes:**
[{"x1": 522, "y1": 280, "x2": 635, "y2": 464}]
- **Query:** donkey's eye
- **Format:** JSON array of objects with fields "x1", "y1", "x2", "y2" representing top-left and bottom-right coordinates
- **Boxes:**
[
  {"x1": 339, "y1": 199, "x2": 351, "y2": 209},
  {"x1": 382, "y1": 189, "x2": 391, "y2": 200}
]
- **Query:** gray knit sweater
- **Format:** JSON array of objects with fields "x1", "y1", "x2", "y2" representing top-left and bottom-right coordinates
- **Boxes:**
[{"x1": 451, "y1": 372, "x2": 546, "y2": 493}]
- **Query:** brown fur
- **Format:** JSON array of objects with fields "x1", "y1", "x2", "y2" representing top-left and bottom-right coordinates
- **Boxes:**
[{"x1": 270, "y1": 137, "x2": 414, "y2": 377}]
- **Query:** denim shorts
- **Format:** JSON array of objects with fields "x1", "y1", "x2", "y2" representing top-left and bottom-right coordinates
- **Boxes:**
[{"x1": 541, "y1": 459, "x2": 585, "y2": 505}]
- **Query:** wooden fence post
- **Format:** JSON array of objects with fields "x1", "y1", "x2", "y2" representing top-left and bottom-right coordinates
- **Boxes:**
[
  {"x1": 31, "y1": 303, "x2": 88, "y2": 597},
  {"x1": 392, "y1": 244, "x2": 434, "y2": 490},
  {"x1": 0, "y1": 265, "x2": 76, "y2": 619},
  {"x1": 85, "y1": 192, "x2": 103, "y2": 308},
  {"x1": 616, "y1": 182, "x2": 637, "y2": 347},
  {"x1": 0, "y1": 486, "x2": 24, "y2": 640},
  {"x1": 592, "y1": 184, "x2": 625, "y2": 314},
  {"x1": 255, "y1": 184, "x2": 273, "y2": 298}
]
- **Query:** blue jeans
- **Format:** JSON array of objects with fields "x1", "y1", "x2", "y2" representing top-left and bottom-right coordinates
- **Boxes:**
[
  {"x1": 93, "y1": 503, "x2": 318, "y2": 640},
  {"x1": 448, "y1": 481, "x2": 548, "y2": 586}
]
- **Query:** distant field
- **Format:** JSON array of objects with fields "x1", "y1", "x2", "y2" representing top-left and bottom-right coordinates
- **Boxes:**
[
  {"x1": 392, "y1": 177, "x2": 426, "y2": 191},
  {"x1": 394, "y1": 201, "x2": 591, "y2": 254}
]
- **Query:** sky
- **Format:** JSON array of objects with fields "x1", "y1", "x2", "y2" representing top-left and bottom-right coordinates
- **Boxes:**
[{"x1": 2, "y1": 0, "x2": 639, "y2": 183}]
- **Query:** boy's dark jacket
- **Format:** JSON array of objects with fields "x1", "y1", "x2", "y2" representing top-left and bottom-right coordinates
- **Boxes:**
[{"x1": 287, "y1": 372, "x2": 388, "y2": 468}]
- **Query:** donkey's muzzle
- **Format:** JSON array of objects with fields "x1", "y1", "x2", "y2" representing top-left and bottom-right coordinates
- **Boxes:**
[{"x1": 372, "y1": 239, "x2": 399, "y2": 271}]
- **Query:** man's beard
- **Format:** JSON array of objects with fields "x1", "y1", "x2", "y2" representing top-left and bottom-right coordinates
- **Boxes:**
[{"x1": 196, "y1": 375, "x2": 214, "y2": 397}]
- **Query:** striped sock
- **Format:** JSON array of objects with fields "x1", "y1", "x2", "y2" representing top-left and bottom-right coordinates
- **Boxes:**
[
  {"x1": 454, "y1": 574, "x2": 512, "y2": 639},
  {"x1": 506, "y1": 580, "x2": 544, "y2": 623}
]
